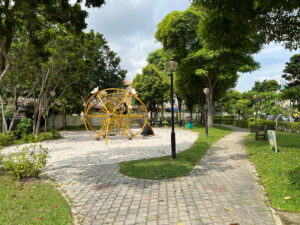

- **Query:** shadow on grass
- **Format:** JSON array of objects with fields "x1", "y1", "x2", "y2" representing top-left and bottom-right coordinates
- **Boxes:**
[{"x1": 287, "y1": 166, "x2": 300, "y2": 191}]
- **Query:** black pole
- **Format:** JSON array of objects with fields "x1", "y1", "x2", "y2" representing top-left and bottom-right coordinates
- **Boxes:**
[
  {"x1": 205, "y1": 94, "x2": 208, "y2": 137},
  {"x1": 170, "y1": 71, "x2": 176, "y2": 159}
]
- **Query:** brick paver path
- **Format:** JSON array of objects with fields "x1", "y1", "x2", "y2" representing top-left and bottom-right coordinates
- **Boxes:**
[{"x1": 46, "y1": 126, "x2": 275, "y2": 225}]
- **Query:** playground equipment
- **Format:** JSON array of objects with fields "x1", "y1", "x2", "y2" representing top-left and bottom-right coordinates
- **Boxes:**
[{"x1": 82, "y1": 88, "x2": 154, "y2": 144}]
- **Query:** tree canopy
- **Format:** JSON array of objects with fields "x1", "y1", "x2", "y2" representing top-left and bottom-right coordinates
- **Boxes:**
[
  {"x1": 251, "y1": 79, "x2": 279, "y2": 92},
  {"x1": 0, "y1": 0, "x2": 105, "y2": 86},
  {"x1": 155, "y1": 6, "x2": 259, "y2": 126},
  {"x1": 133, "y1": 64, "x2": 169, "y2": 117},
  {"x1": 192, "y1": 0, "x2": 300, "y2": 50}
]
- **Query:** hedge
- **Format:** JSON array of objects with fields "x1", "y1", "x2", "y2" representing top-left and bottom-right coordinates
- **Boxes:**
[{"x1": 214, "y1": 117, "x2": 300, "y2": 133}]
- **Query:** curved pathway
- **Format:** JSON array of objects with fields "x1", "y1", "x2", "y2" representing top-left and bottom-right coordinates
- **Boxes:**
[{"x1": 3, "y1": 127, "x2": 276, "y2": 225}]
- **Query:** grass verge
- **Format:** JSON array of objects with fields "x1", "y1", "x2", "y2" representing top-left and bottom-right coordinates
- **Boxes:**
[
  {"x1": 0, "y1": 171, "x2": 72, "y2": 225},
  {"x1": 245, "y1": 132, "x2": 300, "y2": 212},
  {"x1": 119, "y1": 125, "x2": 232, "y2": 180}
]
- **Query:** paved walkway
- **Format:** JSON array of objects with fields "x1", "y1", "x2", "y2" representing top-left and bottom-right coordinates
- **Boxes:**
[{"x1": 3, "y1": 127, "x2": 276, "y2": 225}]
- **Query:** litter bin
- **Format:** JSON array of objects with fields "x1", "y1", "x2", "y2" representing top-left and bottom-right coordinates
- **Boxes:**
[{"x1": 187, "y1": 121, "x2": 193, "y2": 129}]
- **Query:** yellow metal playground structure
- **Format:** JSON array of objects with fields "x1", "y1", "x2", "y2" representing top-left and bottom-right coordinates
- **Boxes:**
[{"x1": 83, "y1": 88, "x2": 154, "y2": 144}]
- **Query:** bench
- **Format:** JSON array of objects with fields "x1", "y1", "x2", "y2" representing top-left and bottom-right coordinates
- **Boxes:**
[{"x1": 255, "y1": 125, "x2": 267, "y2": 141}]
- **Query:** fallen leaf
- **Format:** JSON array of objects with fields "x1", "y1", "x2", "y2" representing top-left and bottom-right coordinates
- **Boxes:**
[
  {"x1": 36, "y1": 217, "x2": 43, "y2": 220},
  {"x1": 283, "y1": 196, "x2": 292, "y2": 200},
  {"x1": 146, "y1": 197, "x2": 152, "y2": 200},
  {"x1": 224, "y1": 207, "x2": 235, "y2": 212},
  {"x1": 230, "y1": 223, "x2": 240, "y2": 225}
]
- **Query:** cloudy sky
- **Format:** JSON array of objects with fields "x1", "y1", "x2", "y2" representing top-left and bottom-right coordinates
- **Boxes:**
[{"x1": 85, "y1": 0, "x2": 298, "y2": 92}]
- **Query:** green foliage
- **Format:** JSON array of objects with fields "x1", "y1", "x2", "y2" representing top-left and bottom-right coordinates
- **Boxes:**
[
  {"x1": 0, "y1": 0, "x2": 106, "y2": 88},
  {"x1": 133, "y1": 64, "x2": 170, "y2": 110},
  {"x1": 245, "y1": 132, "x2": 300, "y2": 212},
  {"x1": 282, "y1": 54, "x2": 300, "y2": 110},
  {"x1": 0, "y1": 130, "x2": 61, "y2": 148},
  {"x1": 147, "y1": 49, "x2": 168, "y2": 71},
  {"x1": 16, "y1": 118, "x2": 33, "y2": 138},
  {"x1": 215, "y1": 117, "x2": 300, "y2": 133},
  {"x1": 2, "y1": 145, "x2": 48, "y2": 180},
  {"x1": 155, "y1": 5, "x2": 259, "y2": 123},
  {"x1": 283, "y1": 54, "x2": 300, "y2": 87},
  {"x1": 0, "y1": 133, "x2": 16, "y2": 147},
  {"x1": 119, "y1": 125, "x2": 232, "y2": 180},
  {"x1": 193, "y1": 0, "x2": 300, "y2": 50},
  {"x1": 252, "y1": 79, "x2": 279, "y2": 92}
]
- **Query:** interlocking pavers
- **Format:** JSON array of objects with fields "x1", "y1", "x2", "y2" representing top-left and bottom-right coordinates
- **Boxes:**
[{"x1": 2, "y1": 127, "x2": 277, "y2": 225}]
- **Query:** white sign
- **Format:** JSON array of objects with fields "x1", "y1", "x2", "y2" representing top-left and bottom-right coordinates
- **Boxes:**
[{"x1": 267, "y1": 130, "x2": 278, "y2": 153}]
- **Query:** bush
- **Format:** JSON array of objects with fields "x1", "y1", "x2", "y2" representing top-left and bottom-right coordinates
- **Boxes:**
[
  {"x1": 0, "y1": 133, "x2": 16, "y2": 147},
  {"x1": 214, "y1": 116, "x2": 300, "y2": 133},
  {"x1": 15, "y1": 117, "x2": 33, "y2": 138},
  {"x1": 2, "y1": 144, "x2": 48, "y2": 179}
]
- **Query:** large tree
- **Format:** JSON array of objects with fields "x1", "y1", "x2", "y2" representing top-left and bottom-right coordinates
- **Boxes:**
[
  {"x1": 252, "y1": 79, "x2": 279, "y2": 92},
  {"x1": 133, "y1": 64, "x2": 169, "y2": 120},
  {"x1": 282, "y1": 54, "x2": 300, "y2": 109},
  {"x1": 192, "y1": 0, "x2": 300, "y2": 50},
  {"x1": 0, "y1": 0, "x2": 105, "y2": 87},
  {"x1": 1, "y1": 26, "x2": 126, "y2": 134},
  {"x1": 155, "y1": 6, "x2": 259, "y2": 127}
]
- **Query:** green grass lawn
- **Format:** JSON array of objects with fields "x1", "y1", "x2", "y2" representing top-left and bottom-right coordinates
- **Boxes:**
[
  {"x1": 119, "y1": 125, "x2": 232, "y2": 180},
  {"x1": 245, "y1": 132, "x2": 300, "y2": 212},
  {"x1": 0, "y1": 171, "x2": 72, "y2": 225}
]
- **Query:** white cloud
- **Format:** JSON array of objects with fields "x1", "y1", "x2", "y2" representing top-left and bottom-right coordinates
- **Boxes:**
[{"x1": 85, "y1": 0, "x2": 190, "y2": 81}]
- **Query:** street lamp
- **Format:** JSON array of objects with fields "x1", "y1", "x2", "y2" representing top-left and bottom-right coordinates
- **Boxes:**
[
  {"x1": 166, "y1": 61, "x2": 178, "y2": 159},
  {"x1": 203, "y1": 88, "x2": 210, "y2": 137}
]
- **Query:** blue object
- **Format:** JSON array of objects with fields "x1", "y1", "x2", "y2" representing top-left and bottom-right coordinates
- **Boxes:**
[{"x1": 187, "y1": 122, "x2": 193, "y2": 129}]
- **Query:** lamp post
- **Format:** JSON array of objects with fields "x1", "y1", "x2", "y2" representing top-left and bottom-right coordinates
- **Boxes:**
[
  {"x1": 203, "y1": 88, "x2": 210, "y2": 137},
  {"x1": 166, "y1": 61, "x2": 178, "y2": 159}
]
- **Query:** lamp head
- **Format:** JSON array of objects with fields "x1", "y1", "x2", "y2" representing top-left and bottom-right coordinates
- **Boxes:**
[
  {"x1": 166, "y1": 61, "x2": 178, "y2": 72},
  {"x1": 203, "y1": 88, "x2": 210, "y2": 95}
]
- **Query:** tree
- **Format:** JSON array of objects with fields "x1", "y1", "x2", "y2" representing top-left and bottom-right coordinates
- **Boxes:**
[
  {"x1": 192, "y1": 0, "x2": 300, "y2": 50},
  {"x1": 155, "y1": 6, "x2": 259, "y2": 127},
  {"x1": 252, "y1": 79, "x2": 279, "y2": 92},
  {"x1": 282, "y1": 54, "x2": 300, "y2": 87},
  {"x1": 282, "y1": 54, "x2": 300, "y2": 110},
  {"x1": 0, "y1": 0, "x2": 105, "y2": 87},
  {"x1": 147, "y1": 49, "x2": 168, "y2": 72},
  {"x1": 2, "y1": 25, "x2": 126, "y2": 134},
  {"x1": 67, "y1": 30, "x2": 127, "y2": 111},
  {"x1": 218, "y1": 90, "x2": 242, "y2": 116},
  {"x1": 133, "y1": 64, "x2": 170, "y2": 120}
]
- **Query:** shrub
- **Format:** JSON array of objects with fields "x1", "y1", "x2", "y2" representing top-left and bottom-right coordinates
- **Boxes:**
[
  {"x1": 16, "y1": 117, "x2": 33, "y2": 138},
  {"x1": 0, "y1": 133, "x2": 16, "y2": 147},
  {"x1": 214, "y1": 116, "x2": 300, "y2": 133},
  {"x1": 2, "y1": 145, "x2": 48, "y2": 179}
]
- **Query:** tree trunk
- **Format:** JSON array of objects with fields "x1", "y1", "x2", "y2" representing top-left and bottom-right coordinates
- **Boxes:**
[
  {"x1": 207, "y1": 91, "x2": 214, "y2": 128},
  {"x1": 0, "y1": 96, "x2": 8, "y2": 134},
  {"x1": 161, "y1": 105, "x2": 164, "y2": 120},
  {"x1": 43, "y1": 114, "x2": 47, "y2": 132},
  {"x1": 154, "y1": 105, "x2": 158, "y2": 121},
  {"x1": 35, "y1": 112, "x2": 43, "y2": 135},
  {"x1": 63, "y1": 105, "x2": 67, "y2": 130},
  {"x1": 177, "y1": 97, "x2": 182, "y2": 121}
]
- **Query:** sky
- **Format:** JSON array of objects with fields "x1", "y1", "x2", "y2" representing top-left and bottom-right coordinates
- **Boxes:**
[{"x1": 85, "y1": 0, "x2": 298, "y2": 93}]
